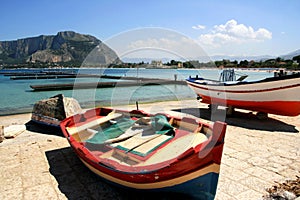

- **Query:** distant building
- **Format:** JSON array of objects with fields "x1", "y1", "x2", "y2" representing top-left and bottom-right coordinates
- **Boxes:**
[{"x1": 151, "y1": 60, "x2": 163, "y2": 67}]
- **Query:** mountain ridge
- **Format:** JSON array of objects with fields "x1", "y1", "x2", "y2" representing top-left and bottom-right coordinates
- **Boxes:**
[
  {"x1": 0, "y1": 31, "x2": 121, "y2": 67},
  {"x1": 280, "y1": 49, "x2": 300, "y2": 60}
]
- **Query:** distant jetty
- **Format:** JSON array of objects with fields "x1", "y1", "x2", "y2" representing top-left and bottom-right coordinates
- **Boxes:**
[
  {"x1": 29, "y1": 75, "x2": 185, "y2": 91},
  {"x1": 3, "y1": 70, "x2": 186, "y2": 91},
  {"x1": 11, "y1": 74, "x2": 97, "y2": 80},
  {"x1": 30, "y1": 79, "x2": 185, "y2": 91},
  {"x1": 8, "y1": 73, "x2": 178, "y2": 81},
  {"x1": 6, "y1": 71, "x2": 99, "y2": 80}
]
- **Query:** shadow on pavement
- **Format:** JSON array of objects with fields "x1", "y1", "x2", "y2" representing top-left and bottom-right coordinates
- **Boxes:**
[
  {"x1": 25, "y1": 120, "x2": 63, "y2": 136},
  {"x1": 172, "y1": 107, "x2": 299, "y2": 133},
  {"x1": 45, "y1": 147, "x2": 200, "y2": 200}
]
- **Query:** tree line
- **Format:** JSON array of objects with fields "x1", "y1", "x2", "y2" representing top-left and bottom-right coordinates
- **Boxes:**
[
  {"x1": 165, "y1": 56, "x2": 300, "y2": 70},
  {"x1": 213, "y1": 56, "x2": 299, "y2": 70}
]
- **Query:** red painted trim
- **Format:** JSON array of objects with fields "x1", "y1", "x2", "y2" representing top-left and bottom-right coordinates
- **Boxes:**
[
  {"x1": 187, "y1": 81, "x2": 300, "y2": 94},
  {"x1": 72, "y1": 144, "x2": 222, "y2": 184},
  {"x1": 200, "y1": 94, "x2": 300, "y2": 116}
]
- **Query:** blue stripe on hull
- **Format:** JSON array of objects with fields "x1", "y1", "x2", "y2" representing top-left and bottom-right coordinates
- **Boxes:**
[
  {"x1": 95, "y1": 172, "x2": 219, "y2": 200},
  {"x1": 153, "y1": 172, "x2": 219, "y2": 200}
]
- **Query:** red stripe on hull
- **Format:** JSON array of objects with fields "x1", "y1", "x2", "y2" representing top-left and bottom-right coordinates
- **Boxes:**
[
  {"x1": 187, "y1": 82, "x2": 300, "y2": 94},
  {"x1": 73, "y1": 142, "x2": 224, "y2": 184},
  {"x1": 200, "y1": 95, "x2": 300, "y2": 116}
]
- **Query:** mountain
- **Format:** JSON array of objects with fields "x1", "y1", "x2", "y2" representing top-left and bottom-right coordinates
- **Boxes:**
[
  {"x1": 210, "y1": 55, "x2": 273, "y2": 62},
  {"x1": 280, "y1": 49, "x2": 300, "y2": 60},
  {"x1": 0, "y1": 31, "x2": 121, "y2": 66}
]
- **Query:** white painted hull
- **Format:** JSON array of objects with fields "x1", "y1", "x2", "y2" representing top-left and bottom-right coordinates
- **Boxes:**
[{"x1": 186, "y1": 74, "x2": 300, "y2": 116}]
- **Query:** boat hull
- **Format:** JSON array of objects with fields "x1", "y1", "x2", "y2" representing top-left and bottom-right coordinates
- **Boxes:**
[
  {"x1": 186, "y1": 74, "x2": 300, "y2": 116},
  {"x1": 31, "y1": 113, "x2": 61, "y2": 127},
  {"x1": 70, "y1": 140, "x2": 224, "y2": 198},
  {"x1": 80, "y1": 157, "x2": 219, "y2": 199}
]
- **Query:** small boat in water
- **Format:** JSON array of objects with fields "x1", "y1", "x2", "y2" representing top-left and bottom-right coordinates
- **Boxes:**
[
  {"x1": 60, "y1": 107, "x2": 227, "y2": 199},
  {"x1": 186, "y1": 70, "x2": 300, "y2": 117}
]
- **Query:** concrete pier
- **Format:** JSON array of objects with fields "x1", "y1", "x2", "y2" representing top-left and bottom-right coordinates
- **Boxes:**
[
  {"x1": 30, "y1": 79, "x2": 186, "y2": 91},
  {"x1": 10, "y1": 74, "x2": 101, "y2": 80}
]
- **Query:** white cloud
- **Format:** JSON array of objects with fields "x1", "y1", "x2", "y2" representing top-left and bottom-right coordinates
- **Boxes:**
[
  {"x1": 104, "y1": 28, "x2": 210, "y2": 61},
  {"x1": 128, "y1": 38, "x2": 178, "y2": 51},
  {"x1": 127, "y1": 36, "x2": 201, "y2": 51},
  {"x1": 126, "y1": 36, "x2": 206, "y2": 59},
  {"x1": 192, "y1": 25, "x2": 206, "y2": 30},
  {"x1": 198, "y1": 19, "x2": 272, "y2": 47}
]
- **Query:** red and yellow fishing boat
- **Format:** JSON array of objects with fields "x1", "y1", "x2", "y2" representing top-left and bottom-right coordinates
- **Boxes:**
[{"x1": 60, "y1": 107, "x2": 227, "y2": 199}]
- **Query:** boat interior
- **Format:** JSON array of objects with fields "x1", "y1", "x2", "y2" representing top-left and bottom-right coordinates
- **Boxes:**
[{"x1": 65, "y1": 109, "x2": 213, "y2": 167}]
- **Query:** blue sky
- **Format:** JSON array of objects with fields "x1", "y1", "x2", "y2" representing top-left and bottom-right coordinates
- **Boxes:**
[{"x1": 1, "y1": 0, "x2": 300, "y2": 58}]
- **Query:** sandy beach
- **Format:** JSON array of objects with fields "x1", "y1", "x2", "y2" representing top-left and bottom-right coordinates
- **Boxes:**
[{"x1": 0, "y1": 99, "x2": 299, "y2": 200}]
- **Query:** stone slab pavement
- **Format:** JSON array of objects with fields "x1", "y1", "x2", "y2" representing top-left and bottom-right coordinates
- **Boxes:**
[{"x1": 0, "y1": 100, "x2": 299, "y2": 199}]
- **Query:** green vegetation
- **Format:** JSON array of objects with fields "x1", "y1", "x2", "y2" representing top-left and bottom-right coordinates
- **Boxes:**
[
  {"x1": 161, "y1": 56, "x2": 299, "y2": 70},
  {"x1": 212, "y1": 56, "x2": 299, "y2": 70}
]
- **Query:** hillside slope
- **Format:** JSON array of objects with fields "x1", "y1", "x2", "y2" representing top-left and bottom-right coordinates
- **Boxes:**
[{"x1": 0, "y1": 31, "x2": 121, "y2": 66}]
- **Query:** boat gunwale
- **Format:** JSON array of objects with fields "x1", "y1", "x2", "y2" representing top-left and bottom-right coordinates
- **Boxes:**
[
  {"x1": 186, "y1": 80, "x2": 300, "y2": 94},
  {"x1": 186, "y1": 72, "x2": 300, "y2": 87}
]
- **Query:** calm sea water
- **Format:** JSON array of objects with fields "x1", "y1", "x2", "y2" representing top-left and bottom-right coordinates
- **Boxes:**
[{"x1": 0, "y1": 68, "x2": 273, "y2": 115}]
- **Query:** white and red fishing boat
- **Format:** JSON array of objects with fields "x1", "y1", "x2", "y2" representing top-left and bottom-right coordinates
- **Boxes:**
[
  {"x1": 60, "y1": 107, "x2": 227, "y2": 199},
  {"x1": 186, "y1": 70, "x2": 300, "y2": 116}
]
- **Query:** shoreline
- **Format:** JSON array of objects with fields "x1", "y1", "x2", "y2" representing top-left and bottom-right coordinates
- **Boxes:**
[
  {"x1": 1, "y1": 98, "x2": 300, "y2": 127},
  {"x1": 1, "y1": 99, "x2": 299, "y2": 134},
  {"x1": 0, "y1": 97, "x2": 197, "y2": 117}
]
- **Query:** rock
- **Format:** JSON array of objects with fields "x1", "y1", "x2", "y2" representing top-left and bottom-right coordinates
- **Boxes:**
[
  {"x1": 31, "y1": 94, "x2": 82, "y2": 126},
  {"x1": 4, "y1": 125, "x2": 26, "y2": 138},
  {"x1": 32, "y1": 94, "x2": 66, "y2": 121},
  {"x1": 283, "y1": 191, "x2": 296, "y2": 200},
  {"x1": 0, "y1": 125, "x2": 4, "y2": 142},
  {"x1": 63, "y1": 96, "x2": 83, "y2": 118},
  {"x1": 264, "y1": 175, "x2": 300, "y2": 200}
]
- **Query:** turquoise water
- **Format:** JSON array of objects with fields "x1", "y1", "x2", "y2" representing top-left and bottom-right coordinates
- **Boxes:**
[{"x1": 0, "y1": 68, "x2": 273, "y2": 115}]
